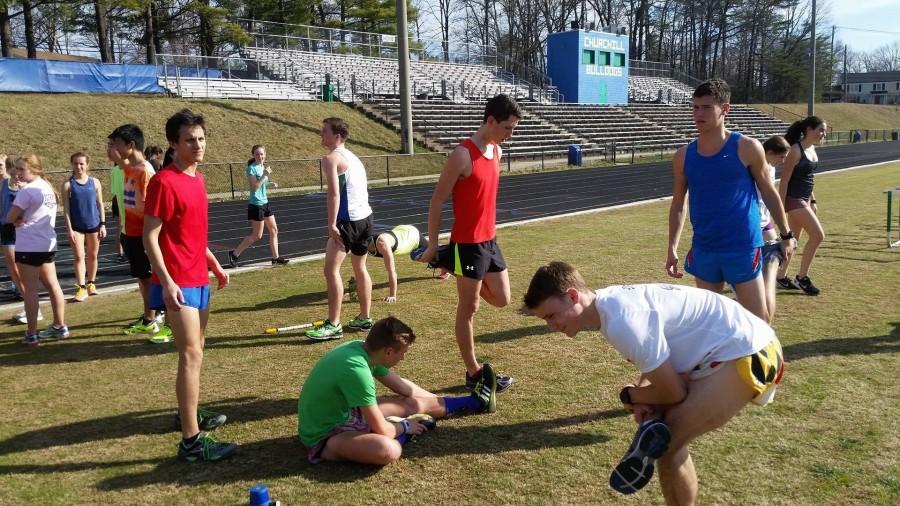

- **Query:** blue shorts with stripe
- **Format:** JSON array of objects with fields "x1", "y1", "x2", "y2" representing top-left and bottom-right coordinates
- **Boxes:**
[
  {"x1": 684, "y1": 246, "x2": 762, "y2": 285},
  {"x1": 150, "y1": 283, "x2": 211, "y2": 311}
]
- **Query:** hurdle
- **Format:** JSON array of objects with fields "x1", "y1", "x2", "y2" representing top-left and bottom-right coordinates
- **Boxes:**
[{"x1": 885, "y1": 187, "x2": 900, "y2": 248}]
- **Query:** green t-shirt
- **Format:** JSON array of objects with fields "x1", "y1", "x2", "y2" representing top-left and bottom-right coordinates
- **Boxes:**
[
  {"x1": 247, "y1": 162, "x2": 268, "y2": 205},
  {"x1": 297, "y1": 340, "x2": 390, "y2": 446},
  {"x1": 109, "y1": 165, "x2": 125, "y2": 221}
]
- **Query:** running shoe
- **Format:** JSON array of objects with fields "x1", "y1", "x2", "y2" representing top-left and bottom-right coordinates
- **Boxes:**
[
  {"x1": 386, "y1": 413, "x2": 437, "y2": 431},
  {"x1": 305, "y1": 320, "x2": 343, "y2": 340},
  {"x1": 776, "y1": 276, "x2": 801, "y2": 290},
  {"x1": 15, "y1": 309, "x2": 43, "y2": 324},
  {"x1": 22, "y1": 331, "x2": 39, "y2": 347},
  {"x1": 86, "y1": 282, "x2": 98, "y2": 296},
  {"x1": 472, "y1": 362, "x2": 498, "y2": 413},
  {"x1": 466, "y1": 368, "x2": 515, "y2": 393},
  {"x1": 148, "y1": 325, "x2": 173, "y2": 344},
  {"x1": 795, "y1": 276, "x2": 820, "y2": 296},
  {"x1": 175, "y1": 408, "x2": 227, "y2": 431},
  {"x1": 176, "y1": 433, "x2": 237, "y2": 462},
  {"x1": 271, "y1": 257, "x2": 289, "y2": 265},
  {"x1": 38, "y1": 324, "x2": 70, "y2": 339},
  {"x1": 154, "y1": 311, "x2": 166, "y2": 324},
  {"x1": 227, "y1": 250, "x2": 239, "y2": 268},
  {"x1": 347, "y1": 315, "x2": 374, "y2": 331},
  {"x1": 73, "y1": 285, "x2": 88, "y2": 302},
  {"x1": 124, "y1": 317, "x2": 159, "y2": 335},
  {"x1": 609, "y1": 419, "x2": 672, "y2": 495}
]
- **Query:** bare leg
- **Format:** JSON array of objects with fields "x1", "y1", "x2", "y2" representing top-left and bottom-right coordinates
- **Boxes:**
[
  {"x1": 324, "y1": 238, "x2": 347, "y2": 323},
  {"x1": 455, "y1": 276, "x2": 483, "y2": 376},
  {"x1": 792, "y1": 208, "x2": 825, "y2": 277},
  {"x1": 378, "y1": 395, "x2": 447, "y2": 419},
  {"x1": 777, "y1": 211, "x2": 806, "y2": 278},
  {"x1": 3, "y1": 245, "x2": 21, "y2": 292},
  {"x1": 70, "y1": 231, "x2": 86, "y2": 286},
  {"x1": 761, "y1": 259, "x2": 779, "y2": 323},
  {"x1": 320, "y1": 431, "x2": 402, "y2": 465},
  {"x1": 234, "y1": 220, "x2": 264, "y2": 257},
  {"x1": 480, "y1": 270, "x2": 511, "y2": 308},
  {"x1": 38, "y1": 262, "x2": 66, "y2": 327},
  {"x1": 693, "y1": 278, "x2": 724, "y2": 294},
  {"x1": 18, "y1": 264, "x2": 41, "y2": 334},
  {"x1": 85, "y1": 232, "x2": 100, "y2": 284},
  {"x1": 732, "y1": 275, "x2": 768, "y2": 322},
  {"x1": 172, "y1": 307, "x2": 205, "y2": 438},
  {"x1": 264, "y1": 215, "x2": 279, "y2": 259},
  {"x1": 350, "y1": 252, "x2": 371, "y2": 319}
]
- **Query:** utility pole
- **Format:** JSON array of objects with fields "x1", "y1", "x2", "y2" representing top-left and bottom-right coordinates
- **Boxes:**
[
  {"x1": 396, "y1": 0, "x2": 414, "y2": 154},
  {"x1": 807, "y1": 0, "x2": 816, "y2": 117},
  {"x1": 843, "y1": 44, "x2": 848, "y2": 103}
]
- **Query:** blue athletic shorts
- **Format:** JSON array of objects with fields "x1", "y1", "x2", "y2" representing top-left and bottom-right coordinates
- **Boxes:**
[
  {"x1": 150, "y1": 283, "x2": 210, "y2": 311},
  {"x1": 684, "y1": 246, "x2": 762, "y2": 285}
]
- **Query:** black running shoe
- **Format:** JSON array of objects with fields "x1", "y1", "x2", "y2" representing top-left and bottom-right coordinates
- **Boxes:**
[
  {"x1": 795, "y1": 275, "x2": 820, "y2": 296},
  {"x1": 609, "y1": 419, "x2": 671, "y2": 494},
  {"x1": 776, "y1": 276, "x2": 801, "y2": 290},
  {"x1": 174, "y1": 408, "x2": 227, "y2": 431},
  {"x1": 176, "y1": 433, "x2": 237, "y2": 462},
  {"x1": 227, "y1": 250, "x2": 239, "y2": 268},
  {"x1": 472, "y1": 362, "x2": 497, "y2": 413},
  {"x1": 466, "y1": 368, "x2": 514, "y2": 393},
  {"x1": 271, "y1": 256, "x2": 289, "y2": 265}
]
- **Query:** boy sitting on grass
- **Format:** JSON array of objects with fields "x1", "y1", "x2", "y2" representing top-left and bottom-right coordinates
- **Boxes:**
[{"x1": 298, "y1": 316, "x2": 498, "y2": 465}]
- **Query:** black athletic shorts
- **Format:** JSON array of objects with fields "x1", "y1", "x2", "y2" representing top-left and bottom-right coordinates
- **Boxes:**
[
  {"x1": 337, "y1": 215, "x2": 373, "y2": 256},
  {"x1": 248, "y1": 203, "x2": 274, "y2": 221},
  {"x1": 72, "y1": 224, "x2": 102, "y2": 234},
  {"x1": 111, "y1": 196, "x2": 120, "y2": 218},
  {"x1": 0, "y1": 223, "x2": 15, "y2": 246},
  {"x1": 447, "y1": 239, "x2": 507, "y2": 280},
  {"x1": 122, "y1": 235, "x2": 152, "y2": 279},
  {"x1": 15, "y1": 251, "x2": 55, "y2": 266}
]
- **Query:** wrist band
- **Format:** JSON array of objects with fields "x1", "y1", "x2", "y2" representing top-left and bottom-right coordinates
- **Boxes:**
[
  {"x1": 810, "y1": 199, "x2": 816, "y2": 204},
  {"x1": 400, "y1": 419, "x2": 410, "y2": 434},
  {"x1": 619, "y1": 385, "x2": 634, "y2": 405}
]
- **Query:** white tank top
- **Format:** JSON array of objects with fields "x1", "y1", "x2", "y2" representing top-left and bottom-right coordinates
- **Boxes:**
[{"x1": 334, "y1": 146, "x2": 372, "y2": 221}]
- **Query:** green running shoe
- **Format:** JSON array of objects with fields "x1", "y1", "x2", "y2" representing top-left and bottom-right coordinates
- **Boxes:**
[
  {"x1": 174, "y1": 408, "x2": 227, "y2": 431},
  {"x1": 124, "y1": 317, "x2": 159, "y2": 335},
  {"x1": 347, "y1": 315, "x2": 374, "y2": 331},
  {"x1": 176, "y1": 433, "x2": 236, "y2": 462},
  {"x1": 305, "y1": 320, "x2": 343, "y2": 340},
  {"x1": 148, "y1": 325, "x2": 173, "y2": 344}
]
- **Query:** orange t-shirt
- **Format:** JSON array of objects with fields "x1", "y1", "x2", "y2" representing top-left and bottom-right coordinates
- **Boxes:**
[{"x1": 122, "y1": 159, "x2": 155, "y2": 237}]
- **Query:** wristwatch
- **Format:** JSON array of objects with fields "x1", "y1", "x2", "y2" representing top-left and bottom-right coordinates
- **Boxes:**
[
  {"x1": 619, "y1": 385, "x2": 634, "y2": 405},
  {"x1": 780, "y1": 231, "x2": 794, "y2": 241}
]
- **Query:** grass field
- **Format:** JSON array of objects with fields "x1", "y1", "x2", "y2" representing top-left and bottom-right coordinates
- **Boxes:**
[
  {"x1": 0, "y1": 157, "x2": 898, "y2": 505},
  {"x1": 752, "y1": 103, "x2": 900, "y2": 132}
]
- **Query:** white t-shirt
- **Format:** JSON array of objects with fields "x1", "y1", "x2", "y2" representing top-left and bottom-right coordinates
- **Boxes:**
[
  {"x1": 13, "y1": 177, "x2": 58, "y2": 252},
  {"x1": 757, "y1": 164, "x2": 776, "y2": 229},
  {"x1": 594, "y1": 284, "x2": 774, "y2": 374}
]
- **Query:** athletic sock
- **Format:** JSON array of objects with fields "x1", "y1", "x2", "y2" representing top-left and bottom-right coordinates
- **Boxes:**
[
  {"x1": 182, "y1": 432, "x2": 200, "y2": 448},
  {"x1": 443, "y1": 395, "x2": 483, "y2": 415},
  {"x1": 395, "y1": 433, "x2": 412, "y2": 445}
]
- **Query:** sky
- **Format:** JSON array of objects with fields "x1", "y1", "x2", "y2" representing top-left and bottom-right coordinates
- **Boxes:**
[{"x1": 821, "y1": 0, "x2": 900, "y2": 52}]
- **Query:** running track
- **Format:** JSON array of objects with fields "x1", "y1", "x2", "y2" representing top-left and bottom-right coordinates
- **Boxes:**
[{"x1": 3, "y1": 140, "x2": 899, "y2": 300}]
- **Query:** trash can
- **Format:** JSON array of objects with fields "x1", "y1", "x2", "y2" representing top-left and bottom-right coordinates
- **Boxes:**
[
  {"x1": 892, "y1": 131, "x2": 899, "y2": 141},
  {"x1": 568, "y1": 144, "x2": 583, "y2": 166},
  {"x1": 852, "y1": 130, "x2": 862, "y2": 143},
  {"x1": 321, "y1": 83, "x2": 334, "y2": 102}
]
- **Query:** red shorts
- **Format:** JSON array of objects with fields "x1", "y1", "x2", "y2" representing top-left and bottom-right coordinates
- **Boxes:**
[{"x1": 785, "y1": 196, "x2": 810, "y2": 212}]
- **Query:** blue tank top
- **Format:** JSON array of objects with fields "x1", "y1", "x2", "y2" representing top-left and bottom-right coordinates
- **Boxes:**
[
  {"x1": 684, "y1": 131, "x2": 762, "y2": 252},
  {"x1": 0, "y1": 179, "x2": 17, "y2": 225},
  {"x1": 68, "y1": 176, "x2": 101, "y2": 230}
]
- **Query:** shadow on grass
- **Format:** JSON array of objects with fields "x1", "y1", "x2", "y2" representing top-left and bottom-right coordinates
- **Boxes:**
[
  {"x1": 476, "y1": 324, "x2": 550, "y2": 344},
  {"x1": 89, "y1": 409, "x2": 620, "y2": 490},
  {"x1": 212, "y1": 276, "x2": 432, "y2": 314},
  {"x1": 784, "y1": 322, "x2": 900, "y2": 361},
  {"x1": 0, "y1": 397, "x2": 295, "y2": 457}
]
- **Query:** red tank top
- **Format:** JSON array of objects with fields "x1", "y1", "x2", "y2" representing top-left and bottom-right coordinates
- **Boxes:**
[{"x1": 450, "y1": 139, "x2": 499, "y2": 243}]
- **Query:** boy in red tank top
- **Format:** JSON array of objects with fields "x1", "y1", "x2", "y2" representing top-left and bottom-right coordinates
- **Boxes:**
[{"x1": 417, "y1": 94, "x2": 521, "y2": 394}]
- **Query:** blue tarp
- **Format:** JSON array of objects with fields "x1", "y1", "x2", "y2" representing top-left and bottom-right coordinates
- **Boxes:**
[{"x1": 0, "y1": 59, "x2": 165, "y2": 94}]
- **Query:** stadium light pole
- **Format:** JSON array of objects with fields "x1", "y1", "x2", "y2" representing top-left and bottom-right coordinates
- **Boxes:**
[
  {"x1": 808, "y1": 0, "x2": 816, "y2": 116},
  {"x1": 396, "y1": 0, "x2": 414, "y2": 154}
]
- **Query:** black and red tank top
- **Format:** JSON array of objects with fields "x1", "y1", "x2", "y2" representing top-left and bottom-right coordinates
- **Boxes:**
[{"x1": 450, "y1": 139, "x2": 499, "y2": 243}]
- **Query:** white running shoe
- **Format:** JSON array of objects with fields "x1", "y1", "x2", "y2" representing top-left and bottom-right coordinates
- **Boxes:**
[{"x1": 15, "y1": 309, "x2": 43, "y2": 324}]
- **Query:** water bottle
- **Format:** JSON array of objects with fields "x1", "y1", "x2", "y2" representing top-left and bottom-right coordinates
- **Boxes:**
[{"x1": 249, "y1": 484, "x2": 281, "y2": 506}]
